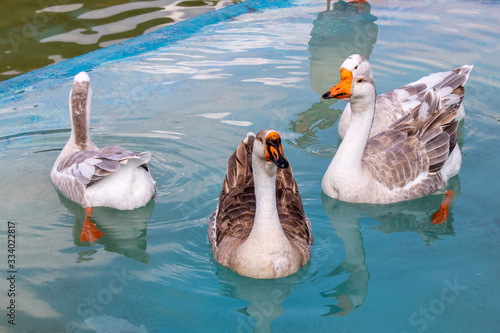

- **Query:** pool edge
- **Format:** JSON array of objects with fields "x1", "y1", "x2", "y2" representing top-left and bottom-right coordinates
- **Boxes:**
[{"x1": 0, "y1": 0, "x2": 293, "y2": 99}]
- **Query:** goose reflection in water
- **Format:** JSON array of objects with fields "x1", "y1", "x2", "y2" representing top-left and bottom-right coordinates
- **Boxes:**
[
  {"x1": 210, "y1": 176, "x2": 459, "y2": 323},
  {"x1": 57, "y1": 193, "x2": 154, "y2": 264},
  {"x1": 214, "y1": 263, "x2": 308, "y2": 333},
  {"x1": 320, "y1": 176, "x2": 460, "y2": 316},
  {"x1": 290, "y1": 0, "x2": 378, "y2": 149}
]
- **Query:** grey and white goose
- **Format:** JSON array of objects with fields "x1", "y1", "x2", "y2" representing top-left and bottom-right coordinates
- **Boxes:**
[
  {"x1": 321, "y1": 55, "x2": 472, "y2": 224},
  {"x1": 50, "y1": 72, "x2": 156, "y2": 242}
]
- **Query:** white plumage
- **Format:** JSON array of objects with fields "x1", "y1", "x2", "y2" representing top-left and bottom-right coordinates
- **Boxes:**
[{"x1": 321, "y1": 55, "x2": 471, "y2": 222}]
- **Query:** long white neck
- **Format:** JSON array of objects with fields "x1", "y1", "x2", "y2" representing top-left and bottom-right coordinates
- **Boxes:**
[
  {"x1": 336, "y1": 94, "x2": 375, "y2": 171},
  {"x1": 247, "y1": 154, "x2": 287, "y2": 243},
  {"x1": 323, "y1": 86, "x2": 376, "y2": 198}
]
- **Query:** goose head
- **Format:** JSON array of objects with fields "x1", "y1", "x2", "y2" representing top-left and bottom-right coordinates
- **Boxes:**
[
  {"x1": 69, "y1": 72, "x2": 93, "y2": 149},
  {"x1": 253, "y1": 130, "x2": 289, "y2": 175},
  {"x1": 322, "y1": 54, "x2": 375, "y2": 106}
]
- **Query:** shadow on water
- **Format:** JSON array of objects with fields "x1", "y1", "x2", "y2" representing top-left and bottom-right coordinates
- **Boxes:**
[
  {"x1": 319, "y1": 176, "x2": 461, "y2": 316},
  {"x1": 290, "y1": 0, "x2": 378, "y2": 149},
  {"x1": 57, "y1": 192, "x2": 154, "y2": 264}
]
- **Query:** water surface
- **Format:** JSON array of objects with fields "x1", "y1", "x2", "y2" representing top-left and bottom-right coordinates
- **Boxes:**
[
  {"x1": 0, "y1": 0, "x2": 499, "y2": 332},
  {"x1": 0, "y1": 0, "x2": 241, "y2": 81}
]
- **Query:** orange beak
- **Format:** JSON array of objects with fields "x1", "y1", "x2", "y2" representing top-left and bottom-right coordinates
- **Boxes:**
[
  {"x1": 265, "y1": 132, "x2": 289, "y2": 169},
  {"x1": 322, "y1": 68, "x2": 353, "y2": 100}
]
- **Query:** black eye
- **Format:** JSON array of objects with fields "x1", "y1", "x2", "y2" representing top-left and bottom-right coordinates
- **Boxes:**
[
  {"x1": 357, "y1": 79, "x2": 363, "y2": 83},
  {"x1": 354, "y1": 66, "x2": 358, "y2": 70}
]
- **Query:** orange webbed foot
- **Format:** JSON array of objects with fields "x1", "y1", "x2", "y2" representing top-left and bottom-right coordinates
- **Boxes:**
[
  {"x1": 80, "y1": 207, "x2": 104, "y2": 242},
  {"x1": 431, "y1": 190, "x2": 454, "y2": 225}
]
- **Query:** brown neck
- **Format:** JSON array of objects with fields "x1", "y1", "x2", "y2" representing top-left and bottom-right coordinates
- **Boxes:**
[{"x1": 71, "y1": 81, "x2": 90, "y2": 149}]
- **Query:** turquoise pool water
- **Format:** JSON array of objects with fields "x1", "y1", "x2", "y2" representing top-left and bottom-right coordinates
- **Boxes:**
[{"x1": 1, "y1": 0, "x2": 499, "y2": 332}]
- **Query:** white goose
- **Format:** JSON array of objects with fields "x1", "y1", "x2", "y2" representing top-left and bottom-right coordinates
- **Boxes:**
[
  {"x1": 209, "y1": 130, "x2": 313, "y2": 279},
  {"x1": 325, "y1": 55, "x2": 473, "y2": 139},
  {"x1": 321, "y1": 55, "x2": 471, "y2": 223},
  {"x1": 50, "y1": 72, "x2": 156, "y2": 242}
]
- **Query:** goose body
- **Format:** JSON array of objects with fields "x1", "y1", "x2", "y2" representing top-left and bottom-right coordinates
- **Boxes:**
[
  {"x1": 332, "y1": 61, "x2": 472, "y2": 139},
  {"x1": 321, "y1": 54, "x2": 471, "y2": 205},
  {"x1": 50, "y1": 72, "x2": 156, "y2": 241},
  {"x1": 209, "y1": 130, "x2": 313, "y2": 279}
]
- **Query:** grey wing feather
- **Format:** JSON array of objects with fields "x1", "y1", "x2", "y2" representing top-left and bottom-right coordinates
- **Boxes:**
[
  {"x1": 364, "y1": 87, "x2": 463, "y2": 195},
  {"x1": 367, "y1": 65, "x2": 472, "y2": 137},
  {"x1": 276, "y1": 165, "x2": 313, "y2": 254},
  {"x1": 57, "y1": 146, "x2": 146, "y2": 187}
]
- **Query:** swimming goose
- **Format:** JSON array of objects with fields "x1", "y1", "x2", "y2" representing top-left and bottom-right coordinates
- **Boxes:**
[
  {"x1": 209, "y1": 130, "x2": 313, "y2": 279},
  {"x1": 50, "y1": 72, "x2": 156, "y2": 242},
  {"x1": 324, "y1": 55, "x2": 472, "y2": 139},
  {"x1": 321, "y1": 55, "x2": 470, "y2": 222}
]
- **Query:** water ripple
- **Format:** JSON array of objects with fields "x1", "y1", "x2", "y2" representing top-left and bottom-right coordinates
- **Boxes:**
[{"x1": 304, "y1": 143, "x2": 337, "y2": 159}]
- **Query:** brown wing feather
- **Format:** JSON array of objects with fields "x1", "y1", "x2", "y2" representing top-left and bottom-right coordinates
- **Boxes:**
[
  {"x1": 276, "y1": 164, "x2": 313, "y2": 263},
  {"x1": 364, "y1": 87, "x2": 463, "y2": 194},
  {"x1": 210, "y1": 135, "x2": 256, "y2": 253}
]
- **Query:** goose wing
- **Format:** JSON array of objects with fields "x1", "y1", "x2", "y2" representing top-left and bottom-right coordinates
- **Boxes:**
[
  {"x1": 209, "y1": 135, "x2": 256, "y2": 251},
  {"x1": 276, "y1": 164, "x2": 313, "y2": 259},
  {"x1": 56, "y1": 146, "x2": 150, "y2": 187},
  {"x1": 363, "y1": 88, "x2": 463, "y2": 198}
]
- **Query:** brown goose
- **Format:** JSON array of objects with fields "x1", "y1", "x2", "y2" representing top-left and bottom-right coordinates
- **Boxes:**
[{"x1": 209, "y1": 130, "x2": 313, "y2": 279}]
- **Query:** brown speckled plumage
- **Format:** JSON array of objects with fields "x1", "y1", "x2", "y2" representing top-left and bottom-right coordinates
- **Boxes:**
[
  {"x1": 209, "y1": 134, "x2": 313, "y2": 268},
  {"x1": 71, "y1": 80, "x2": 90, "y2": 150}
]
